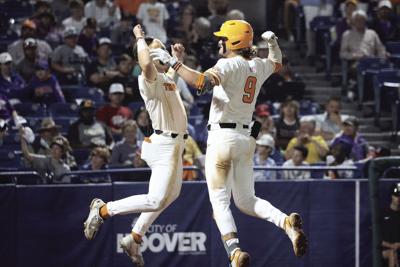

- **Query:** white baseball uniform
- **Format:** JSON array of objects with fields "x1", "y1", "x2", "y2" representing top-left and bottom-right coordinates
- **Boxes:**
[
  {"x1": 205, "y1": 56, "x2": 287, "y2": 236},
  {"x1": 106, "y1": 72, "x2": 187, "y2": 236}
]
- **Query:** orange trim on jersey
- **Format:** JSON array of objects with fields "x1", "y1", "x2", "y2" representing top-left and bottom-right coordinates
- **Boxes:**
[
  {"x1": 196, "y1": 73, "x2": 206, "y2": 89},
  {"x1": 144, "y1": 137, "x2": 152, "y2": 143},
  {"x1": 205, "y1": 70, "x2": 221, "y2": 86},
  {"x1": 163, "y1": 83, "x2": 177, "y2": 91}
]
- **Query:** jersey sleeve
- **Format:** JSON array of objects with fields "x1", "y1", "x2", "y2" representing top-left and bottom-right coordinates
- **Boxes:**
[
  {"x1": 258, "y1": 58, "x2": 276, "y2": 79},
  {"x1": 205, "y1": 58, "x2": 232, "y2": 86}
]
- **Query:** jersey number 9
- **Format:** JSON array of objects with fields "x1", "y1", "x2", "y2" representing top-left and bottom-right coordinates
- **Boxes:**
[{"x1": 242, "y1": 76, "x2": 257, "y2": 104}]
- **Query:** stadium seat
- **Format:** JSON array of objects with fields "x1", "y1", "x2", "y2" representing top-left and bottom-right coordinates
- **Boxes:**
[
  {"x1": 0, "y1": 1, "x2": 34, "y2": 18},
  {"x1": 386, "y1": 42, "x2": 400, "y2": 67},
  {"x1": 373, "y1": 69, "x2": 400, "y2": 124},
  {"x1": 310, "y1": 16, "x2": 337, "y2": 58},
  {"x1": 356, "y1": 57, "x2": 392, "y2": 105},
  {"x1": 72, "y1": 148, "x2": 91, "y2": 166},
  {"x1": 49, "y1": 103, "x2": 79, "y2": 118},
  {"x1": 65, "y1": 87, "x2": 105, "y2": 104},
  {"x1": 0, "y1": 149, "x2": 22, "y2": 168},
  {"x1": 128, "y1": 101, "x2": 145, "y2": 114},
  {"x1": 299, "y1": 100, "x2": 320, "y2": 116},
  {"x1": 1, "y1": 133, "x2": 20, "y2": 148},
  {"x1": 53, "y1": 117, "x2": 77, "y2": 133},
  {"x1": 14, "y1": 103, "x2": 47, "y2": 118}
]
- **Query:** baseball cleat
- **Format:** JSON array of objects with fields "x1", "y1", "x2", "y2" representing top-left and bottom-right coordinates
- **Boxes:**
[
  {"x1": 83, "y1": 198, "x2": 105, "y2": 240},
  {"x1": 230, "y1": 249, "x2": 250, "y2": 267},
  {"x1": 120, "y1": 234, "x2": 145, "y2": 267},
  {"x1": 284, "y1": 213, "x2": 307, "y2": 257}
]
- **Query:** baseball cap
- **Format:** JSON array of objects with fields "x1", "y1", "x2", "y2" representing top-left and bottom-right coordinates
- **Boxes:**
[
  {"x1": 378, "y1": 0, "x2": 392, "y2": 9},
  {"x1": 22, "y1": 19, "x2": 36, "y2": 30},
  {"x1": 80, "y1": 99, "x2": 96, "y2": 110},
  {"x1": 256, "y1": 134, "x2": 275, "y2": 148},
  {"x1": 63, "y1": 26, "x2": 78, "y2": 38},
  {"x1": 343, "y1": 116, "x2": 359, "y2": 128},
  {"x1": 109, "y1": 83, "x2": 124, "y2": 94},
  {"x1": 255, "y1": 104, "x2": 270, "y2": 117},
  {"x1": 35, "y1": 61, "x2": 49, "y2": 71},
  {"x1": 392, "y1": 183, "x2": 400, "y2": 196},
  {"x1": 0, "y1": 52, "x2": 12, "y2": 64},
  {"x1": 98, "y1": 37, "x2": 112, "y2": 46},
  {"x1": 23, "y1": 38, "x2": 37, "y2": 48}
]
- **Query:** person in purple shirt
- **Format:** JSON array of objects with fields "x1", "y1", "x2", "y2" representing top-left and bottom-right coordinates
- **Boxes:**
[
  {"x1": 78, "y1": 18, "x2": 99, "y2": 59},
  {"x1": 0, "y1": 93, "x2": 14, "y2": 120},
  {"x1": 25, "y1": 61, "x2": 66, "y2": 105},
  {"x1": 330, "y1": 116, "x2": 368, "y2": 161},
  {"x1": 0, "y1": 52, "x2": 26, "y2": 99}
]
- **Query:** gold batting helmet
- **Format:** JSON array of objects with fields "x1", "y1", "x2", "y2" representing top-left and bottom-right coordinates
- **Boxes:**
[{"x1": 214, "y1": 20, "x2": 254, "y2": 50}]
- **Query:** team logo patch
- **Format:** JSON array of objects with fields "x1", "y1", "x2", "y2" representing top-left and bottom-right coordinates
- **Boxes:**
[{"x1": 163, "y1": 83, "x2": 177, "y2": 91}]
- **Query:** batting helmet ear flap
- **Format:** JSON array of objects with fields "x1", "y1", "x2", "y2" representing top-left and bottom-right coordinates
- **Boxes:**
[{"x1": 214, "y1": 20, "x2": 253, "y2": 50}]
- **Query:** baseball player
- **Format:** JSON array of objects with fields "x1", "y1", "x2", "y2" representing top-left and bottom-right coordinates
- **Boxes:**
[
  {"x1": 83, "y1": 24, "x2": 188, "y2": 267},
  {"x1": 150, "y1": 20, "x2": 307, "y2": 266}
]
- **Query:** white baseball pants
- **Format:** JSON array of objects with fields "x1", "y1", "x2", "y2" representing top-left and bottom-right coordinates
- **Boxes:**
[
  {"x1": 106, "y1": 133, "x2": 185, "y2": 236},
  {"x1": 205, "y1": 129, "x2": 287, "y2": 236}
]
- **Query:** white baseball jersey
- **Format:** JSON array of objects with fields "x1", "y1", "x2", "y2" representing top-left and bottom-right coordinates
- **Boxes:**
[
  {"x1": 206, "y1": 56, "x2": 275, "y2": 125},
  {"x1": 138, "y1": 72, "x2": 187, "y2": 134}
]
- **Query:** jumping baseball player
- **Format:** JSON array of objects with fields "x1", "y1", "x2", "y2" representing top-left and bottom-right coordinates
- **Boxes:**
[
  {"x1": 83, "y1": 24, "x2": 188, "y2": 267},
  {"x1": 150, "y1": 20, "x2": 307, "y2": 266}
]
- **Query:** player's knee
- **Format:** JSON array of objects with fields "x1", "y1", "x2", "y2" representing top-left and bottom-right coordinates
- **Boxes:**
[{"x1": 233, "y1": 196, "x2": 256, "y2": 212}]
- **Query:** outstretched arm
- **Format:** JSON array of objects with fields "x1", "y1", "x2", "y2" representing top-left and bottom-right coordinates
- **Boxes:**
[
  {"x1": 150, "y1": 47, "x2": 218, "y2": 96},
  {"x1": 261, "y1": 31, "x2": 282, "y2": 72},
  {"x1": 133, "y1": 24, "x2": 157, "y2": 82}
]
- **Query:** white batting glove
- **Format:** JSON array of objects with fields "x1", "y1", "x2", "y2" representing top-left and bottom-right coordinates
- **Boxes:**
[
  {"x1": 149, "y1": 48, "x2": 178, "y2": 67},
  {"x1": 261, "y1": 31, "x2": 278, "y2": 46}
]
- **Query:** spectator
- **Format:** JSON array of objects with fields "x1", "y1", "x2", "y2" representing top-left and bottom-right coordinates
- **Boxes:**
[
  {"x1": 111, "y1": 120, "x2": 146, "y2": 167},
  {"x1": 86, "y1": 37, "x2": 117, "y2": 92},
  {"x1": 96, "y1": 83, "x2": 133, "y2": 134},
  {"x1": 227, "y1": 9, "x2": 245, "y2": 20},
  {"x1": 335, "y1": 0, "x2": 358, "y2": 45},
  {"x1": 255, "y1": 103, "x2": 276, "y2": 137},
  {"x1": 80, "y1": 146, "x2": 111, "y2": 183},
  {"x1": 8, "y1": 19, "x2": 53, "y2": 63},
  {"x1": 84, "y1": 0, "x2": 121, "y2": 29},
  {"x1": 110, "y1": 54, "x2": 140, "y2": 103},
  {"x1": 134, "y1": 107, "x2": 153, "y2": 142},
  {"x1": 207, "y1": 0, "x2": 229, "y2": 33},
  {"x1": 301, "y1": 0, "x2": 334, "y2": 63},
  {"x1": 78, "y1": 18, "x2": 98, "y2": 58},
  {"x1": 0, "y1": 118, "x2": 7, "y2": 146},
  {"x1": 180, "y1": 4, "x2": 196, "y2": 46},
  {"x1": 330, "y1": 116, "x2": 368, "y2": 161},
  {"x1": 30, "y1": 118, "x2": 61, "y2": 155},
  {"x1": 284, "y1": 0, "x2": 300, "y2": 41},
  {"x1": 63, "y1": 0, "x2": 87, "y2": 33},
  {"x1": 381, "y1": 182, "x2": 400, "y2": 267},
  {"x1": 25, "y1": 61, "x2": 66, "y2": 105},
  {"x1": 340, "y1": 10, "x2": 387, "y2": 61},
  {"x1": 315, "y1": 96, "x2": 348, "y2": 141},
  {"x1": 137, "y1": 0, "x2": 169, "y2": 43},
  {"x1": 371, "y1": 0, "x2": 399, "y2": 44},
  {"x1": 111, "y1": 14, "x2": 135, "y2": 48},
  {"x1": 68, "y1": 99, "x2": 113, "y2": 148},
  {"x1": 51, "y1": 0, "x2": 71, "y2": 22},
  {"x1": 116, "y1": 0, "x2": 145, "y2": 16},
  {"x1": 275, "y1": 99, "x2": 300, "y2": 150},
  {"x1": 32, "y1": 0, "x2": 52, "y2": 20},
  {"x1": 324, "y1": 143, "x2": 355, "y2": 179},
  {"x1": 183, "y1": 135, "x2": 205, "y2": 181},
  {"x1": 282, "y1": 145, "x2": 311, "y2": 179},
  {"x1": 0, "y1": 52, "x2": 25, "y2": 98},
  {"x1": 286, "y1": 118, "x2": 329, "y2": 164},
  {"x1": 15, "y1": 38, "x2": 39, "y2": 82},
  {"x1": 34, "y1": 11, "x2": 61, "y2": 45},
  {"x1": 51, "y1": 26, "x2": 88, "y2": 84},
  {"x1": 253, "y1": 134, "x2": 277, "y2": 181},
  {"x1": 0, "y1": 93, "x2": 14, "y2": 120},
  {"x1": 20, "y1": 131, "x2": 71, "y2": 183}
]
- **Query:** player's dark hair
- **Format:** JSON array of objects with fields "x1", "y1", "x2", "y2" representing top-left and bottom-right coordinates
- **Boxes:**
[
  {"x1": 132, "y1": 37, "x2": 154, "y2": 62},
  {"x1": 237, "y1": 47, "x2": 257, "y2": 60},
  {"x1": 293, "y1": 145, "x2": 308, "y2": 159}
]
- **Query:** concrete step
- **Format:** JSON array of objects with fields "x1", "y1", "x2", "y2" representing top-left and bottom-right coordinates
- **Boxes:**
[
  {"x1": 362, "y1": 132, "x2": 393, "y2": 141},
  {"x1": 359, "y1": 124, "x2": 381, "y2": 133},
  {"x1": 368, "y1": 140, "x2": 397, "y2": 149}
]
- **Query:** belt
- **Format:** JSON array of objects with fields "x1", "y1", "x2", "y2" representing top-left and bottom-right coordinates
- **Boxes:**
[
  {"x1": 207, "y1": 123, "x2": 249, "y2": 131},
  {"x1": 155, "y1": 130, "x2": 188, "y2": 139}
]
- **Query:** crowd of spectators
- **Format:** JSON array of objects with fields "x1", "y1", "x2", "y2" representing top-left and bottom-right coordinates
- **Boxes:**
[{"x1": 0, "y1": 0, "x2": 397, "y2": 183}]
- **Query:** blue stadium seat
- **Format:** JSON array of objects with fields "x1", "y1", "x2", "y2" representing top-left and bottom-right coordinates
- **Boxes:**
[
  {"x1": 128, "y1": 101, "x2": 145, "y2": 114},
  {"x1": 67, "y1": 87, "x2": 105, "y2": 104},
  {"x1": 299, "y1": 100, "x2": 320, "y2": 116},
  {"x1": 356, "y1": 57, "x2": 392, "y2": 105},
  {"x1": 53, "y1": 117, "x2": 77, "y2": 133},
  {"x1": 373, "y1": 69, "x2": 400, "y2": 123},
  {"x1": 2, "y1": 133, "x2": 20, "y2": 147},
  {"x1": 0, "y1": 1, "x2": 34, "y2": 18},
  {"x1": 0, "y1": 149, "x2": 22, "y2": 168},
  {"x1": 386, "y1": 42, "x2": 400, "y2": 67},
  {"x1": 310, "y1": 163, "x2": 326, "y2": 179},
  {"x1": 14, "y1": 103, "x2": 47, "y2": 118},
  {"x1": 72, "y1": 148, "x2": 91, "y2": 166},
  {"x1": 49, "y1": 103, "x2": 79, "y2": 118}
]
